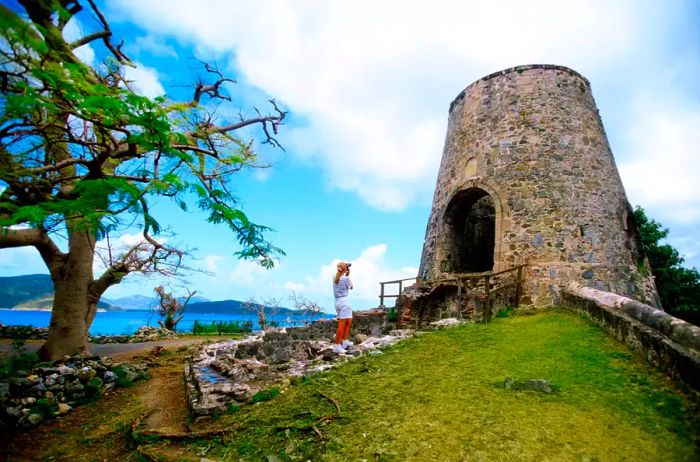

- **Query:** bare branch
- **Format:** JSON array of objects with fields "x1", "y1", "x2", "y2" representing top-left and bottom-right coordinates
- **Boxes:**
[
  {"x1": 0, "y1": 226, "x2": 67, "y2": 274},
  {"x1": 85, "y1": 0, "x2": 131, "y2": 64},
  {"x1": 69, "y1": 31, "x2": 109, "y2": 49},
  {"x1": 192, "y1": 63, "x2": 236, "y2": 104}
]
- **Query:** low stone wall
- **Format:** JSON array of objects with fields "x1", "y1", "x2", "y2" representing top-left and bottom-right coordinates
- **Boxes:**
[
  {"x1": 0, "y1": 324, "x2": 49, "y2": 340},
  {"x1": 563, "y1": 282, "x2": 700, "y2": 389},
  {"x1": 185, "y1": 310, "x2": 401, "y2": 416},
  {"x1": 1, "y1": 356, "x2": 147, "y2": 428}
]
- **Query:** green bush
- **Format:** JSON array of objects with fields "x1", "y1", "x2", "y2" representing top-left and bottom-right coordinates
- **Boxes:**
[
  {"x1": 193, "y1": 320, "x2": 253, "y2": 335},
  {"x1": 0, "y1": 352, "x2": 39, "y2": 379},
  {"x1": 251, "y1": 387, "x2": 280, "y2": 403},
  {"x1": 387, "y1": 307, "x2": 398, "y2": 322}
]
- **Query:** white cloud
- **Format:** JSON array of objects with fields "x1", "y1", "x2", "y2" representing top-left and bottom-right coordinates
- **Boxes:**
[
  {"x1": 284, "y1": 244, "x2": 418, "y2": 311},
  {"x1": 203, "y1": 254, "x2": 225, "y2": 273},
  {"x1": 131, "y1": 35, "x2": 178, "y2": 58},
  {"x1": 111, "y1": 0, "x2": 658, "y2": 211},
  {"x1": 63, "y1": 17, "x2": 95, "y2": 64},
  {"x1": 229, "y1": 259, "x2": 278, "y2": 287},
  {"x1": 0, "y1": 247, "x2": 47, "y2": 276},
  {"x1": 618, "y1": 101, "x2": 700, "y2": 225},
  {"x1": 123, "y1": 63, "x2": 166, "y2": 98}
]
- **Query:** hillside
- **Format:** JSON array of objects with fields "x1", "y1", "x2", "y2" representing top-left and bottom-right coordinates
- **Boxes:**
[
  {"x1": 103, "y1": 294, "x2": 211, "y2": 310},
  {"x1": 0, "y1": 274, "x2": 53, "y2": 308},
  {"x1": 187, "y1": 299, "x2": 297, "y2": 315},
  {"x1": 0, "y1": 274, "x2": 295, "y2": 314}
]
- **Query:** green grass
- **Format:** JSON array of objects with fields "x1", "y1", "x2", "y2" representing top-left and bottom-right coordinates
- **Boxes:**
[{"x1": 193, "y1": 310, "x2": 698, "y2": 461}]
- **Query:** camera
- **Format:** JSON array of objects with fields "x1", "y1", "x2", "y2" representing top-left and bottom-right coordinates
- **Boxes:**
[{"x1": 347, "y1": 263, "x2": 352, "y2": 268}]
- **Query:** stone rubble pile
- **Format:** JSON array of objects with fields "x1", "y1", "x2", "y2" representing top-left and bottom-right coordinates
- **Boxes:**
[
  {"x1": 90, "y1": 325, "x2": 178, "y2": 344},
  {"x1": 0, "y1": 355, "x2": 147, "y2": 428},
  {"x1": 429, "y1": 318, "x2": 463, "y2": 329},
  {"x1": 186, "y1": 328, "x2": 415, "y2": 416},
  {"x1": 0, "y1": 324, "x2": 49, "y2": 340}
]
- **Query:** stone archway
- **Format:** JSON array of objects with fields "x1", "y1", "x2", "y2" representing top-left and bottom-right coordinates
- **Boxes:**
[{"x1": 442, "y1": 188, "x2": 496, "y2": 273}]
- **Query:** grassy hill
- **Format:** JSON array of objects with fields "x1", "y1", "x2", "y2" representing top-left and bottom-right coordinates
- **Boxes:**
[{"x1": 183, "y1": 310, "x2": 698, "y2": 460}]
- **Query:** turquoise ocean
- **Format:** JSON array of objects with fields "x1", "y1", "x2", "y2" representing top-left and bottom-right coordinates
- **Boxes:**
[{"x1": 0, "y1": 309, "x2": 328, "y2": 336}]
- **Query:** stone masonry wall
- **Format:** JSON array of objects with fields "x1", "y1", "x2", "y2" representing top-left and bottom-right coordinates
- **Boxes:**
[
  {"x1": 563, "y1": 282, "x2": 699, "y2": 390},
  {"x1": 419, "y1": 64, "x2": 659, "y2": 307}
]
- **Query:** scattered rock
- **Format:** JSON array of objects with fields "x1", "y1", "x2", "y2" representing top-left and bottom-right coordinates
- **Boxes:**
[
  {"x1": 186, "y1": 326, "x2": 415, "y2": 416},
  {"x1": 503, "y1": 377, "x2": 555, "y2": 393},
  {"x1": 0, "y1": 355, "x2": 148, "y2": 428},
  {"x1": 56, "y1": 403, "x2": 72, "y2": 414},
  {"x1": 430, "y1": 318, "x2": 462, "y2": 329}
]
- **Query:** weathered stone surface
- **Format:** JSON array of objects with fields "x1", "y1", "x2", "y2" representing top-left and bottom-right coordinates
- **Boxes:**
[
  {"x1": 185, "y1": 318, "x2": 413, "y2": 416},
  {"x1": 0, "y1": 355, "x2": 148, "y2": 428},
  {"x1": 504, "y1": 377, "x2": 555, "y2": 393},
  {"x1": 418, "y1": 64, "x2": 659, "y2": 308}
]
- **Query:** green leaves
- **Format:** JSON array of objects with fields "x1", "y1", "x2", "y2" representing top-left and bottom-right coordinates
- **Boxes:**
[
  {"x1": 634, "y1": 207, "x2": 700, "y2": 321},
  {"x1": 1, "y1": 1, "x2": 285, "y2": 272}
]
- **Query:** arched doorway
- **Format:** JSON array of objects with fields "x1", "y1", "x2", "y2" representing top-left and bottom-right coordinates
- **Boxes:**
[{"x1": 442, "y1": 188, "x2": 495, "y2": 273}]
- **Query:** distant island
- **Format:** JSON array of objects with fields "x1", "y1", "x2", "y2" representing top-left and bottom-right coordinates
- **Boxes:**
[{"x1": 0, "y1": 274, "x2": 300, "y2": 315}]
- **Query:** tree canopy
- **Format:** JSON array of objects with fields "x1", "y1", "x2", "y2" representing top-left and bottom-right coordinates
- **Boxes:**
[
  {"x1": 0, "y1": 0, "x2": 287, "y2": 358},
  {"x1": 634, "y1": 207, "x2": 700, "y2": 325}
]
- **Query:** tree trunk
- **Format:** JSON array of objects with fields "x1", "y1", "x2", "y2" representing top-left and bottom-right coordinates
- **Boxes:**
[{"x1": 39, "y1": 228, "x2": 96, "y2": 360}]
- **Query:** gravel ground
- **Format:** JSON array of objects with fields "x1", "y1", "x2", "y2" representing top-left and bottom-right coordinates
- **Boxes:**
[{"x1": 0, "y1": 337, "x2": 232, "y2": 361}]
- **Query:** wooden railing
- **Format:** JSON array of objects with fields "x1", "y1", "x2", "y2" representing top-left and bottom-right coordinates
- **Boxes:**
[
  {"x1": 378, "y1": 277, "x2": 420, "y2": 308},
  {"x1": 378, "y1": 263, "x2": 527, "y2": 321}
]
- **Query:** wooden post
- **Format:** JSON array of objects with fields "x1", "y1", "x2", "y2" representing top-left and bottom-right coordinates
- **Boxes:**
[
  {"x1": 484, "y1": 275, "x2": 491, "y2": 322},
  {"x1": 456, "y1": 280, "x2": 462, "y2": 320},
  {"x1": 515, "y1": 265, "x2": 523, "y2": 308},
  {"x1": 380, "y1": 282, "x2": 386, "y2": 307}
]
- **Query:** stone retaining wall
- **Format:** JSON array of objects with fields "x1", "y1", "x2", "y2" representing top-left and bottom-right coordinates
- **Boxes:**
[{"x1": 563, "y1": 282, "x2": 700, "y2": 389}]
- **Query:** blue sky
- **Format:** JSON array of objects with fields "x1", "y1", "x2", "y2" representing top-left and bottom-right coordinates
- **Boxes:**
[{"x1": 1, "y1": 0, "x2": 699, "y2": 313}]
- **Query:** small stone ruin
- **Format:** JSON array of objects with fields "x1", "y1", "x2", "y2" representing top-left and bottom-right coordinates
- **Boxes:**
[{"x1": 185, "y1": 312, "x2": 415, "y2": 416}]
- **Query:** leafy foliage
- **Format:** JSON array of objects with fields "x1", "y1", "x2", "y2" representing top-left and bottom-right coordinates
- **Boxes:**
[
  {"x1": 634, "y1": 207, "x2": 700, "y2": 324},
  {"x1": 0, "y1": 1, "x2": 287, "y2": 357}
]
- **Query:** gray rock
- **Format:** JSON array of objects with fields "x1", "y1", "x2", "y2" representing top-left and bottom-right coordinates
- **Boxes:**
[
  {"x1": 26, "y1": 413, "x2": 44, "y2": 426},
  {"x1": 0, "y1": 382, "x2": 9, "y2": 398},
  {"x1": 102, "y1": 371, "x2": 117, "y2": 383},
  {"x1": 77, "y1": 367, "x2": 96, "y2": 380},
  {"x1": 57, "y1": 403, "x2": 72, "y2": 414}
]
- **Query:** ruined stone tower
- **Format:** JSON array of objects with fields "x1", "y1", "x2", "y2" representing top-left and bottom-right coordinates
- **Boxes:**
[{"x1": 418, "y1": 64, "x2": 659, "y2": 307}]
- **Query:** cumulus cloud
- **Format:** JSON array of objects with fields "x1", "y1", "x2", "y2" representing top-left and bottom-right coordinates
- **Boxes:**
[
  {"x1": 110, "y1": 0, "x2": 658, "y2": 211},
  {"x1": 63, "y1": 17, "x2": 95, "y2": 64},
  {"x1": 123, "y1": 63, "x2": 166, "y2": 98},
  {"x1": 0, "y1": 247, "x2": 47, "y2": 275},
  {"x1": 130, "y1": 34, "x2": 178, "y2": 58},
  {"x1": 284, "y1": 244, "x2": 418, "y2": 310},
  {"x1": 618, "y1": 102, "x2": 700, "y2": 224},
  {"x1": 229, "y1": 259, "x2": 281, "y2": 287}
]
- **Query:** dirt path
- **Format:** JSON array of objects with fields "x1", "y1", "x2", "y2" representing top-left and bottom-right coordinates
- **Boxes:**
[
  {"x1": 0, "y1": 336, "x2": 239, "y2": 461},
  {"x1": 0, "y1": 346, "x2": 207, "y2": 461},
  {"x1": 0, "y1": 336, "x2": 232, "y2": 361}
]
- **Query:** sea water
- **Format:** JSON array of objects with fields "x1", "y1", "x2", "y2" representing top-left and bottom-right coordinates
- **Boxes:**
[{"x1": 0, "y1": 309, "x2": 328, "y2": 336}]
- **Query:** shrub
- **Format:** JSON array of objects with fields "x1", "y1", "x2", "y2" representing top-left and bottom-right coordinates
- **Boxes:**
[{"x1": 252, "y1": 387, "x2": 280, "y2": 403}]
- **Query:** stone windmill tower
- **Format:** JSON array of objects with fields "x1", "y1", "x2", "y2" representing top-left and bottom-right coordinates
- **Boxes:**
[{"x1": 418, "y1": 65, "x2": 659, "y2": 307}]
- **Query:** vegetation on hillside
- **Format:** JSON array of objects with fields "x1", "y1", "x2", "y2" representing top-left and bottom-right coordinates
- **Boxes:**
[{"x1": 634, "y1": 207, "x2": 700, "y2": 324}]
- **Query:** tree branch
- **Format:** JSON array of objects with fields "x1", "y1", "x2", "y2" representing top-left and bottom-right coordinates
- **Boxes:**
[{"x1": 0, "y1": 226, "x2": 66, "y2": 274}]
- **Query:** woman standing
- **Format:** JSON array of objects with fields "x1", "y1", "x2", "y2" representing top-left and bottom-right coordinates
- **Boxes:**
[{"x1": 333, "y1": 261, "x2": 354, "y2": 353}]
